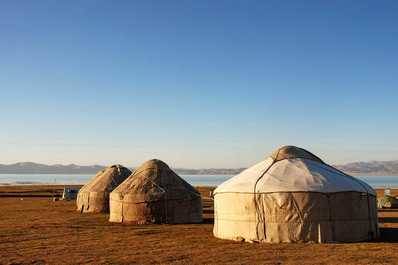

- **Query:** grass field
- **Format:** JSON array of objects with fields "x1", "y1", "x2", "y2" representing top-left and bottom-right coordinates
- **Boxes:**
[{"x1": 1, "y1": 185, "x2": 398, "y2": 264}]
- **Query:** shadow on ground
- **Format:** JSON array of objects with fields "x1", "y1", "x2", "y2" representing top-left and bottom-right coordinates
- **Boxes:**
[
  {"x1": 202, "y1": 218, "x2": 214, "y2": 224},
  {"x1": 378, "y1": 209, "x2": 398, "y2": 213},
  {"x1": 378, "y1": 217, "x2": 398, "y2": 223},
  {"x1": 372, "y1": 228, "x2": 398, "y2": 243}
]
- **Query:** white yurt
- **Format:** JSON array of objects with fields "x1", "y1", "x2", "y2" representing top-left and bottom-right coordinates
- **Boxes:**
[{"x1": 213, "y1": 146, "x2": 379, "y2": 243}]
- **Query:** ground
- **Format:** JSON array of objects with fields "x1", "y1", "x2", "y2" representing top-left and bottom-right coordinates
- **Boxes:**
[{"x1": 1, "y1": 186, "x2": 398, "y2": 264}]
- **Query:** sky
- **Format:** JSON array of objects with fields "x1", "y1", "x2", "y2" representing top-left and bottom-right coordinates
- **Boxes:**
[{"x1": 1, "y1": 1, "x2": 397, "y2": 168}]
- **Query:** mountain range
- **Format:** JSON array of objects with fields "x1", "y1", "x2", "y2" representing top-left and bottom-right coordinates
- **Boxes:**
[
  {"x1": 0, "y1": 162, "x2": 247, "y2": 175},
  {"x1": 0, "y1": 160, "x2": 397, "y2": 175},
  {"x1": 333, "y1": 160, "x2": 398, "y2": 175}
]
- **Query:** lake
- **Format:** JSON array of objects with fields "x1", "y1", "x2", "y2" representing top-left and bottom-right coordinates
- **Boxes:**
[
  {"x1": 1, "y1": 174, "x2": 398, "y2": 188},
  {"x1": 0, "y1": 174, "x2": 232, "y2": 187}
]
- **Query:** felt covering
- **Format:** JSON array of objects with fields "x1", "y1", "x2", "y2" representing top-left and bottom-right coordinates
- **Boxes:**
[
  {"x1": 214, "y1": 146, "x2": 378, "y2": 243},
  {"x1": 77, "y1": 165, "x2": 131, "y2": 213},
  {"x1": 109, "y1": 159, "x2": 203, "y2": 224}
]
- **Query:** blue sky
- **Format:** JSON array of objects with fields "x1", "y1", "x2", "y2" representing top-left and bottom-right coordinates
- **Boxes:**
[{"x1": 1, "y1": 1, "x2": 397, "y2": 168}]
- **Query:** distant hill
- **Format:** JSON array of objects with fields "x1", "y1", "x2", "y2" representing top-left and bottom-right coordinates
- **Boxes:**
[
  {"x1": 333, "y1": 160, "x2": 398, "y2": 175},
  {"x1": 0, "y1": 160, "x2": 397, "y2": 175},
  {"x1": 0, "y1": 162, "x2": 245, "y2": 175},
  {"x1": 0, "y1": 162, "x2": 106, "y2": 174}
]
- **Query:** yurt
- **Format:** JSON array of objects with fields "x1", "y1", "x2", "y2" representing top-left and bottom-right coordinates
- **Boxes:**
[
  {"x1": 109, "y1": 159, "x2": 203, "y2": 224},
  {"x1": 77, "y1": 164, "x2": 132, "y2": 213},
  {"x1": 214, "y1": 146, "x2": 378, "y2": 243}
]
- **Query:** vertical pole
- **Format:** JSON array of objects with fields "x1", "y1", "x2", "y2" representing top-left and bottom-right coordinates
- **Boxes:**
[{"x1": 52, "y1": 179, "x2": 56, "y2": 200}]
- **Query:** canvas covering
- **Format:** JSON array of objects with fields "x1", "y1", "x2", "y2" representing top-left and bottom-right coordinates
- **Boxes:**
[
  {"x1": 77, "y1": 165, "x2": 131, "y2": 213},
  {"x1": 109, "y1": 159, "x2": 203, "y2": 224},
  {"x1": 214, "y1": 146, "x2": 379, "y2": 243}
]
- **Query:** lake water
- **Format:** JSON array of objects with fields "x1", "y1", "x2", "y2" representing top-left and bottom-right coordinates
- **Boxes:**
[
  {"x1": 1, "y1": 174, "x2": 398, "y2": 188},
  {"x1": 0, "y1": 174, "x2": 232, "y2": 187}
]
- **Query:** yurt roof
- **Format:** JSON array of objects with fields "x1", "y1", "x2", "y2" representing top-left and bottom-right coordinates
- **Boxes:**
[
  {"x1": 111, "y1": 159, "x2": 200, "y2": 201},
  {"x1": 215, "y1": 146, "x2": 376, "y2": 195},
  {"x1": 270, "y1": 145, "x2": 324, "y2": 163}
]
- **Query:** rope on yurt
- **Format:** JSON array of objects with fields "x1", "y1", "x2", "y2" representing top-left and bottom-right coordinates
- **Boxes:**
[
  {"x1": 142, "y1": 174, "x2": 168, "y2": 224},
  {"x1": 176, "y1": 177, "x2": 203, "y2": 222},
  {"x1": 321, "y1": 163, "x2": 376, "y2": 239},
  {"x1": 290, "y1": 193, "x2": 304, "y2": 221},
  {"x1": 253, "y1": 148, "x2": 281, "y2": 240},
  {"x1": 295, "y1": 159, "x2": 376, "y2": 239},
  {"x1": 300, "y1": 148, "x2": 325, "y2": 164},
  {"x1": 327, "y1": 193, "x2": 335, "y2": 241},
  {"x1": 121, "y1": 197, "x2": 124, "y2": 223},
  {"x1": 109, "y1": 165, "x2": 122, "y2": 188}
]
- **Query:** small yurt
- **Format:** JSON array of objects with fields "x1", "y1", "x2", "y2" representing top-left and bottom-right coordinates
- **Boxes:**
[
  {"x1": 214, "y1": 146, "x2": 378, "y2": 243},
  {"x1": 109, "y1": 159, "x2": 203, "y2": 224},
  {"x1": 77, "y1": 164, "x2": 132, "y2": 213}
]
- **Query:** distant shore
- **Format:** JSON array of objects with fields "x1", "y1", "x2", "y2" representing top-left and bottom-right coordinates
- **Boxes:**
[{"x1": 1, "y1": 160, "x2": 398, "y2": 175}]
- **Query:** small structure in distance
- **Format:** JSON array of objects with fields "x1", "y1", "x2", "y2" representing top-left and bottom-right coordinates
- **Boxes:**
[{"x1": 62, "y1": 187, "x2": 81, "y2": 200}]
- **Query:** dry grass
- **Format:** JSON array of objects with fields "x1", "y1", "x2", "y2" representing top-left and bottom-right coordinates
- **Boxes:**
[{"x1": 1, "y1": 186, "x2": 398, "y2": 264}]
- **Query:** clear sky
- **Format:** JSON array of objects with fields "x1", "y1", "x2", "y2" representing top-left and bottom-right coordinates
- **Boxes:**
[{"x1": 1, "y1": 1, "x2": 397, "y2": 168}]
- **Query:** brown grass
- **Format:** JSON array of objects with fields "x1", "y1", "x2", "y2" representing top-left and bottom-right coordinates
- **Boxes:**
[{"x1": 1, "y1": 186, "x2": 398, "y2": 264}]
